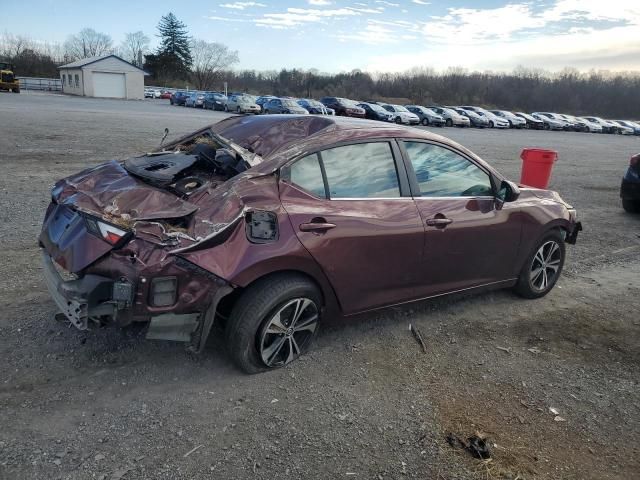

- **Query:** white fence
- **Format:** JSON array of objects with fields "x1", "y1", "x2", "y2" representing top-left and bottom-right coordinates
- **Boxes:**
[{"x1": 17, "y1": 77, "x2": 62, "y2": 91}]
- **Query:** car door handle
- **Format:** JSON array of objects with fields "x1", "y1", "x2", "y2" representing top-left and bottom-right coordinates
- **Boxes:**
[
  {"x1": 425, "y1": 217, "x2": 453, "y2": 227},
  {"x1": 299, "y1": 222, "x2": 336, "y2": 232}
]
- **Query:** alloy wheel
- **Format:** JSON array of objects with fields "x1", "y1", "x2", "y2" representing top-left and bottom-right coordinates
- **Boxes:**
[
  {"x1": 529, "y1": 240, "x2": 562, "y2": 292},
  {"x1": 258, "y1": 298, "x2": 319, "y2": 367}
]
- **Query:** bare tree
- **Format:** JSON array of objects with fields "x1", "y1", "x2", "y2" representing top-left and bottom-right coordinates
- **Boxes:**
[
  {"x1": 120, "y1": 31, "x2": 150, "y2": 67},
  {"x1": 63, "y1": 28, "x2": 113, "y2": 60},
  {"x1": 189, "y1": 39, "x2": 239, "y2": 90},
  {"x1": 0, "y1": 32, "x2": 33, "y2": 58}
]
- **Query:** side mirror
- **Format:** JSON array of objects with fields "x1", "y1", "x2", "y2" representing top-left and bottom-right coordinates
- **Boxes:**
[{"x1": 496, "y1": 180, "x2": 520, "y2": 203}]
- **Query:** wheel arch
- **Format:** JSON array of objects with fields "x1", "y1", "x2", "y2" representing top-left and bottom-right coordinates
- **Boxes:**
[{"x1": 226, "y1": 260, "x2": 342, "y2": 317}]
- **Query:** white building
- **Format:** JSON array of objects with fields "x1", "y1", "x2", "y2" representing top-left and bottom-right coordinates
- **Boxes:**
[{"x1": 58, "y1": 55, "x2": 147, "y2": 100}]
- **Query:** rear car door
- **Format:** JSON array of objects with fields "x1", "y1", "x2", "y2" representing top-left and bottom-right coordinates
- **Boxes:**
[
  {"x1": 399, "y1": 140, "x2": 521, "y2": 295},
  {"x1": 279, "y1": 140, "x2": 425, "y2": 314}
]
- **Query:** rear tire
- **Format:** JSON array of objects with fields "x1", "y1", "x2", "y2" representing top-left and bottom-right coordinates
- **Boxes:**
[
  {"x1": 514, "y1": 230, "x2": 565, "y2": 299},
  {"x1": 225, "y1": 274, "x2": 322, "y2": 374},
  {"x1": 622, "y1": 199, "x2": 640, "y2": 213},
  {"x1": 489, "y1": 121, "x2": 495, "y2": 128},
  {"x1": 395, "y1": 117, "x2": 402, "y2": 124},
  {"x1": 421, "y1": 118, "x2": 429, "y2": 126},
  {"x1": 445, "y1": 118, "x2": 453, "y2": 127}
]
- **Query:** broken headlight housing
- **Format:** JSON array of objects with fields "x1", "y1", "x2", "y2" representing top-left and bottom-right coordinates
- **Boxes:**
[{"x1": 84, "y1": 215, "x2": 131, "y2": 246}]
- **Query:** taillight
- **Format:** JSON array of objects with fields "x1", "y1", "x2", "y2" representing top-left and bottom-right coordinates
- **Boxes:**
[{"x1": 84, "y1": 216, "x2": 129, "y2": 246}]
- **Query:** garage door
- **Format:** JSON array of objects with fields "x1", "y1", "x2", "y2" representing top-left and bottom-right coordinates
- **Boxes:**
[{"x1": 92, "y1": 72, "x2": 126, "y2": 98}]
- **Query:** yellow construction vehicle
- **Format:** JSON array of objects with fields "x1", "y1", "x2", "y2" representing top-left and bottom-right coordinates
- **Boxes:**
[{"x1": 0, "y1": 61, "x2": 20, "y2": 93}]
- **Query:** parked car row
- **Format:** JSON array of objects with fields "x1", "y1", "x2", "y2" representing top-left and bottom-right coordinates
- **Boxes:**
[{"x1": 162, "y1": 89, "x2": 640, "y2": 135}]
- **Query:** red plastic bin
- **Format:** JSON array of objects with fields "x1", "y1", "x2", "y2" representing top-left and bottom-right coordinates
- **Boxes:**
[{"x1": 519, "y1": 148, "x2": 558, "y2": 189}]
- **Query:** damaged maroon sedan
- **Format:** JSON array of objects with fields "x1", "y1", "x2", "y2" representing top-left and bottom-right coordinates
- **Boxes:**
[{"x1": 40, "y1": 115, "x2": 581, "y2": 373}]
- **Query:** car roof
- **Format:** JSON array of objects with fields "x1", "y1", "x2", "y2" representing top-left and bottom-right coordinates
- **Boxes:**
[{"x1": 209, "y1": 115, "x2": 486, "y2": 167}]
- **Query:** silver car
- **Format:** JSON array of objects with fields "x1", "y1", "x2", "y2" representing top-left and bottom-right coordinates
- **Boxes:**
[
  {"x1": 490, "y1": 110, "x2": 526, "y2": 129},
  {"x1": 427, "y1": 106, "x2": 470, "y2": 127},
  {"x1": 226, "y1": 94, "x2": 261, "y2": 114}
]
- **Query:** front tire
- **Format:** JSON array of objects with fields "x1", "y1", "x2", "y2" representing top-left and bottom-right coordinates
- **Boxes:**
[
  {"x1": 395, "y1": 116, "x2": 402, "y2": 124},
  {"x1": 421, "y1": 118, "x2": 429, "y2": 126},
  {"x1": 489, "y1": 121, "x2": 495, "y2": 128},
  {"x1": 622, "y1": 199, "x2": 640, "y2": 213},
  {"x1": 514, "y1": 230, "x2": 565, "y2": 299},
  {"x1": 225, "y1": 274, "x2": 322, "y2": 374},
  {"x1": 445, "y1": 118, "x2": 453, "y2": 127}
]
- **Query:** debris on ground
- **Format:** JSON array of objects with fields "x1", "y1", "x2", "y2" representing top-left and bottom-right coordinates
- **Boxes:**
[
  {"x1": 183, "y1": 445, "x2": 204, "y2": 457},
  {"x1": 409, "y1": 323, "x2": 427, "y2": 353},
  {"x1": 446, "y1": 432, "x2": 491, "y2": 460},
  {"x1": 496, "y1": 346, "x2": 512, "y2": 354}
]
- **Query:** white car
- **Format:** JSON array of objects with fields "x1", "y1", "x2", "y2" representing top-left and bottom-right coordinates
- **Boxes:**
[
  {"x1": 428, "y1": 106, "x2": 470, "y2": 127},
  {"x1": 460, "y1": 106, "x2": 509, "y2": 128},
  {"x1": 610, "y1": 121, "x2": 635, "y2": 135},
  {"x1": 532, "y1": 112, "x2": 570, "y2": 131},
  {"x1": 144, "y1": 88, "x2": 154, "y2": 98},
  {"x1": 582, "y1": 116, "x2": 617, "y2": 134},
  {"x1": 381, "y1": 104, "x2": 420, "y2": 125},
  {"x1": 490, "y1": 110, "x2": 526, "y2": 128},
  {"x1": 614, "y1": 120, "x2": 640, "y2": 135},
  {"x1": 576, "y1": 117, "x2": 603, "y2": 133}
]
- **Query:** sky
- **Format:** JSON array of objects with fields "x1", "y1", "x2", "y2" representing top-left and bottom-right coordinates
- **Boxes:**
[{"x1": 2, "y1": 0, "x2": 640, "y2": 73}]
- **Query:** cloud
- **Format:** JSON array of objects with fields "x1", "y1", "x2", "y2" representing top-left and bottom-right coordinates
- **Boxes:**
[
  {"x1": 308, "y1": 0, "x2": 332, "y2": 5},
  {"x1": 541, "y1": 0, "x2": 640, "y2": 23},
  {"x1": 207, "y1": 15, "x2": 251, "y2": 22},
  {"x1": 366, "y1": 22, "x2": 640, "y2": 73},
  {"x1": 375, "y1": 0, "x2": 399, "y2": 6},
  {"x1": 412, "y1": 0, "x2": 429, "y2": 4},
  {"x1": 422, "y1": 4, "x2": 545, "y2": 43},
  {"x1": 334, "y1": 23, "x2": 398, "y2": 44},
  {"x1": 254, "y1": 6, "x2": 379, "y2": 28},
  {"x1": 219, "y1": 1, "x2": 266, "y2": 10}
]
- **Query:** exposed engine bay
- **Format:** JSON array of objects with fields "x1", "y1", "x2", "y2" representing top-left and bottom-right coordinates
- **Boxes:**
[{"x1": 124, "y1": 133, "x2": 249, "y2": 198}]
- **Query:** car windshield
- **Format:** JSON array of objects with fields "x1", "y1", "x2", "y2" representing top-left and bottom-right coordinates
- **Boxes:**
[
  {"x1": 392, "y1": 105, "x2": 409, "y2": 113},
  {"x1": 307, "y1": 100, "x2": 323, "y2": 107},
  {"x1": 338, "y1": 98, "x2": 359, "y2": 107},
  {"x1": 282, "y1": 99, "x2": 298, "y2": 107},
  {"x1": 367, "y1": 103, "x2": 387, "y2": 113}
]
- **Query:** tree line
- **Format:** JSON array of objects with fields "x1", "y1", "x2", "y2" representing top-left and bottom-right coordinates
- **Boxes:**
[{"x1": 2, "y1": 14, "x2": 640, "y2": 118}]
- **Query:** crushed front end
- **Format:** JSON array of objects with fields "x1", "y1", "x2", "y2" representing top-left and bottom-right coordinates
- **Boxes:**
[{"x1": 38, "y1": 128, "x2": 263, "y2": 350}]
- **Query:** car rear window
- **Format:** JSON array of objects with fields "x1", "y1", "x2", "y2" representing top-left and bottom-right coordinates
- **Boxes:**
[
  {"x1": 403, "y1": 142, "x2": 493, "y2": 197},
  {"x1": 287, "y1": 143, "x2": 401, "y2": 199},
  {"x1": 289, "y1": 154, "x2": 326, "y2": 198},
  {"x1": 321, "y1": 143, "x2": 400, "y2": 199}
]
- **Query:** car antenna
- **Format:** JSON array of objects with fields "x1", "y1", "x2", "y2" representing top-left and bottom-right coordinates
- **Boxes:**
[{"x1": 160, "y1": 127, "x2": 169, "y2": 147}]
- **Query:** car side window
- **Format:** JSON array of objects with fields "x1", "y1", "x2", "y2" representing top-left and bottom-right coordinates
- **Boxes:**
[
  {"x1": 403, "y1": 142, "x2": 493, "y2": 197},
  {"x1": 321, "y1": 142, "x2": 400, "y2": 198},
  {"x1": 289, "y1": 154, "x2": 326, "y2": 198}
]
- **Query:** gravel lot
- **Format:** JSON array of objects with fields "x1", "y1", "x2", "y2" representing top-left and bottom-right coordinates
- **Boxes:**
[{"x1": 0, "y1": 92, "x2": 638, "y2": 480}]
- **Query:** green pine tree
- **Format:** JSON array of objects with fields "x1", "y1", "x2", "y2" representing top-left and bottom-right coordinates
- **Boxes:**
[{"x1": 155, "y1": 12, "x2": 192, "y2": 78}]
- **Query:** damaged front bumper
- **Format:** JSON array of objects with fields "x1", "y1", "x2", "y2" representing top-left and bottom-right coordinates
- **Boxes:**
[
  {"x1": 42, "y1": 251, "x2": 133, "y2": 330},
  {"x1": 41, "y1": 249, "x2": 233, "y2": 352}
]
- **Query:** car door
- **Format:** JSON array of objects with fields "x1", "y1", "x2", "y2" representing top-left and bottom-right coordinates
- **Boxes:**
[
  {"x1": 279, "y1": 140, "x2": 426, "y2": 314},
  {"x1": 399, "y1": 140, "x2": 521, "y2": 295}
]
